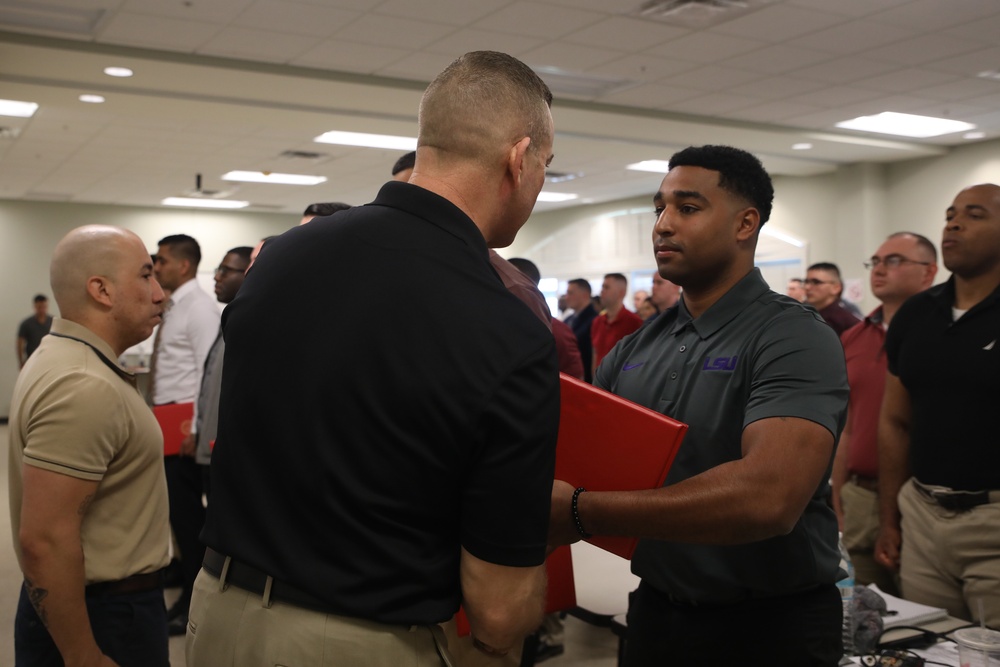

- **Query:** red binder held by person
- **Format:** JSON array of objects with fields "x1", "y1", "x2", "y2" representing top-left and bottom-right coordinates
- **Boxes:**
[
  {"x1": 556, "y1": 373, "x2": 688, "y2": 559},
  {"x1": 153, "y1": 402, "x2": 193, "y2": 456}
]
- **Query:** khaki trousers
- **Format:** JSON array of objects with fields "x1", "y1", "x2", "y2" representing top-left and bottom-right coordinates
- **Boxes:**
[
  {"x1": 840, "y1": 480, "x2": 900, "y2": 595},
  {"x1": 899, "y1": 479, "x2": 1000, "y2": 627},
  {"x1": 186, "y1": 568, "x2": 453, "y2": 667}
]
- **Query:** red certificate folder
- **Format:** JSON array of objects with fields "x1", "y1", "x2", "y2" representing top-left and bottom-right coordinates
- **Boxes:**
[
  {"x1": 556, "y1": 373, "x2": 688, "y2": 559},
  {"x1": 153, "y1": 402, "x2": 193, "y2": 456}
]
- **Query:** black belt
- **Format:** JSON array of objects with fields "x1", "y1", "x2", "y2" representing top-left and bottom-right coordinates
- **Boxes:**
[
  {"x1": 85, "y1": 569, "x2": 165, "y2": 597},
  {"x1": 202, "y1": 548, "x2": 337, "y2": 614},
  {"x1": 913, "y1": 480, "x2": 998, "y2": 512}
]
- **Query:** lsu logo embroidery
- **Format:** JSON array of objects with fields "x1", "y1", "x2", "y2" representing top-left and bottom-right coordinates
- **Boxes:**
[{"x1": 702, "y1": 356, "x2": 738, "y2": 371}]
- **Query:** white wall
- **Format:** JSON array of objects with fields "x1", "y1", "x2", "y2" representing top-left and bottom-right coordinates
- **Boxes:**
[{"x1": 1, "y1": 200, "x2": 297, "y2": 418}]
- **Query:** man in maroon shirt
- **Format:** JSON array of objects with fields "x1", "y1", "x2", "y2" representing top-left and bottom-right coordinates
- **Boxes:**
[
  {"x1": 590, "y1": 273, "x2": 643, "y2": 372},
  {"x1": 831, "y1": 233, "x2": 936, "y2": 593},
  {"x1": 805, "y1": 262, "x2": 860, "y2": 336}
]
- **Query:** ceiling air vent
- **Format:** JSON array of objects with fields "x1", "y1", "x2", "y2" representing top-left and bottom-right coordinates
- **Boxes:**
[{"x1": 634, "y1": 0, "x2": 776, "y2": 27}]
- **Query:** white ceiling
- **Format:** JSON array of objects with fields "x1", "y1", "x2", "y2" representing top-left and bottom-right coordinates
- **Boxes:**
[{"x1": 1, "y1": 0, "x2": 999, "y2": 215}]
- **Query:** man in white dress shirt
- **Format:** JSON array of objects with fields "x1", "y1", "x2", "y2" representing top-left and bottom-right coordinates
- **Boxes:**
[{"x1": 152, "y1": 233, "x2": 220, "y2": 635}]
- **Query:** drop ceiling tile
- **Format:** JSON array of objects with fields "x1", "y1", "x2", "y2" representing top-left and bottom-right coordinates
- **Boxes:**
[
  {"x1": 853, "y1": 69, "x2": 961, "y2": 95},
  {"x1": 199, "y1": 26, "x2": 322, "y2": 63},
  {"x1": 292, "y1": 39, "x2": 411, "y2": 74},
  {"x1": 587, "y1": 54, "x2": 700, "y2": 84},
  {"x1": 667, "y1": 91, "x2": 765, "y2": 116},
  {"x1": 721, "y1": 44, "x2": 833, "y2": 75},
  {"x1": 912, "y1": 100, "x2": 991, "y2": 121},
  {"x1": 916, "y1": 78, "x2": 1000, "y2": 102},
  {"x1": 563, "y1": 16, "x2": 689, "y2": 52},
  {"x1": 924, "y1": 46, "x2": 1000, "y2": 77},
  {"x1": 725, "y1": 75, "x2": 827, "y2": 99},
  {"x1": 520, "y1": 42, "x2": 627, "y2": 72},
  {"x1": 472, "y1": 2, "x2": 605, "y2": 40},
  {"x1": 864, "y1": 33, "x2": 990, "y2": 67},
  {"x1": 232, "y1": 1, "x2": 363, "y2": 37},
  {"x1": 790, "y1": 56, "x2": 901, "y2": 85},
  {"x1": 599, "y1": 82, "x2": 706, "y2": 110},
  {"x1": 422, "y1": 28, "x2": 545, "y2": 57},
  {"x1": 728, "y1": 100, "x2": 826, "y2": 123},
  {"x1": 331, "y1": 14, "x2": 457, "y2": 50},
  {"x1": 375, "y1": 0, "x2": 509, "y2": 26},
  {"x1": 376, "y1": 51, "x2": 457, "y2": 82},
  {"x1": 662, "y1": 64, "x2": 766, "y2": 92},
  {"x1": 711, "y1": 4, "x2": 847, "y2": 42},
  {"x1": 645, "y1": 30, "x2": 767, "y2": 64},
  {"x1": 96, "y1": 12, "x2": 221, "y2": 51},
  {"x1": 785, "y1": 0, "x2": 913, "y2": 18},
  {"x1": 784, "y1": 85, "x2": 886, "y2": 108},
  {"x1": 787, "y1": 19, "x2": 915, "y2": 55},
  {"x1": 868, "y1": 0, "x2": 1000, "y2": 31},
  {"x1": 120, "y1": 0, "x2": 254, "y2": 23},
  {"x1": 941, "y1": 12, "x2": 1000, "y2": 45}
]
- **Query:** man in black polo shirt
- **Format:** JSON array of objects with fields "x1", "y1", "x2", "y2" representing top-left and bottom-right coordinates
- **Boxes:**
[
  {"x1": 876, "y1": 183, "x2": 1000, "y2": 628},
  {"x1": 549, "y1": 145, "x2": 849, "y2": 666},
  {"x1": 187, "y1": 51, "x2": 559, "y2": 666}
]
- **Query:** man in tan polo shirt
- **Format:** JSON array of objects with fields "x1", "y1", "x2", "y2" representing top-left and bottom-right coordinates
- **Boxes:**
[{"x1": 9, "y1": 225, "x2": 171, "y2": 667}]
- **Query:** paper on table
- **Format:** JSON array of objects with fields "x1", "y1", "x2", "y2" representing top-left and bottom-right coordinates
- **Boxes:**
[{"x1": 869, "y1": 583, "x2": 948, "y2": 628}]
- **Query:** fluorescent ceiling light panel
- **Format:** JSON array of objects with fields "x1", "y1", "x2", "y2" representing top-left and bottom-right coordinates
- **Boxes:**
[
  {"x1": 79, "y1": 94, "x2": 105, "y2": 104},
  {"x1": 792, "y1": 142, "x2": 812, "y2": 150},
  {"x1": 835, "y1": 112, "x2": 975, "y2": 138},
  {"x1": 0, "y1": 98, "x2": 39, "y2": 117},
  {"x1": 314, "y1": 130, "x2": 416, "y2": 151},
  {"x1": 536, "y1": 192, "x2": 578, "y2": 202},
  {"x1": 161, "y1": 197, "x2": 249, "y2": 209},
  {"x1": 964, "y1": 131, "x2": 986, "y2": 140},
  {"x1": 104, "y1": 66, "x2": 133, "y2": 77},
  {"x1": 626, "y1": 160, "x2": 671, "y2": 173},
  {"x1": 222, "y1": 171, "x2": 327, "y2": 185}
]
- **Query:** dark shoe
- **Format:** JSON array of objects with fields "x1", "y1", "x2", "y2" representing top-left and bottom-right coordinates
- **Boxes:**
[
  {"x1": 168, "y1": 614, "x2": 188, "y2": 636},
  {"x1": 534, "y1": 641, "x2": 564, "y2": 663}
]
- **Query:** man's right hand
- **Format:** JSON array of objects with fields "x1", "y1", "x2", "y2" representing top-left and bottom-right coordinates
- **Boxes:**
[{"x1": 874, "y1": 523, "x2": 902, "y2": 570}]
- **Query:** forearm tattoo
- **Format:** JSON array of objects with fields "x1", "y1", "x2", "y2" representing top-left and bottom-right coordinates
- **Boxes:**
[{"x1": 24, "y1": 578, "x2": 49, "y2": 626}]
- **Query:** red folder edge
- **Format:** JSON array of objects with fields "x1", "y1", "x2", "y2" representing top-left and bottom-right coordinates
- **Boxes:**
[
  {"x1": 153, "y1": 402, "x2": 194, "y2": 456},
  {"x1": 556, "y1": 373, "x2": 687, "y2": 559}
]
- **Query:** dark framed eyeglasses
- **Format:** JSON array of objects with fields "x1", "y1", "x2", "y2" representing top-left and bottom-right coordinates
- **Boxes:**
[
  {"x1": 863, "y1": 255, "x2": 931, "y2": 270},
  {"x1": 214, "y1": 265, "x2": 243, "y2": 276},
  {"x1": 803, "y1": 278, "x2": 834, "y2": 286}
]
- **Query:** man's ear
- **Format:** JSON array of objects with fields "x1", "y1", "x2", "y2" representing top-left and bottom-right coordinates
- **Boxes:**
[
  {"x1": 507, "y1": 136, "x2": 532, "y2": 186},
  {"x1": 87, "y1": 276, "x2": 113, "y2": 308},
  {"x1": 735, "y1": 208, "x2": 761, "y2": 242}
]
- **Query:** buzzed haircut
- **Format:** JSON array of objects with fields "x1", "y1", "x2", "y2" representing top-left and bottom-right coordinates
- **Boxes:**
[
  {"x1": 227, "y1": 246, "x2": 254, "y2": 264},
  {"x1": 33, "y1": 294, "x2": 47, "y2": 303},
  {"x1": 418, "y1": 51, "x2": 553, "y2": 164},
  {"x1": 605, "y1": 272, "x2": 628, "y2": 286},
  {"x1": 508, "y1": 257, "x2": 541, "y2": 285},
  {"x1": 568, "y1": 278, "x2": 591, "y2": 294},
  {"x1": 158, "y1": 234, "x2": 202, "y2": 269},
  {"x1": 668, "y1": 145, "x2": 774, "y2": 225},
  {"x1": 808, "y1": 262, "x2": 842, "y2": 281},
  {"x1": 392, "y1": 151, "x2": 416, "y2": 176},
  {"x1": 888, "y1": 231, "x2": 938, "y2": 262},
  {"x1": 302, "y1": 202, "x2": 351, "y2": 218}
]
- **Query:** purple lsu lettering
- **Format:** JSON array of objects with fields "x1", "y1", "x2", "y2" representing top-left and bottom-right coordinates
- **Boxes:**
[{"x1": 702, "y1": 355, "x2": 738, "y2": 371}]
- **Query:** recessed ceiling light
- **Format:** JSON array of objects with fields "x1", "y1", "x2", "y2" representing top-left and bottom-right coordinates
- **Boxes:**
[
  {"x1": 536, "y1": 192, "x2": 578, "y2": 203},
  {"x1": 835, "y1": 112, "x2": 975, "y2": 138},
  {"x1": 0, "y1": 98, "x2": 39, "y2": 117},
  {"x1": 792, "y1": 142, "x2": 812, "y2": 150},
  {"x1": 963, "y1": 131, "x2": 986, "y2": 140},
  {"x1": 79, "y1": 94, "x2": 105, "y2": 104},
  {"x1": 222, "y1": 171, "x2": 327, "y2": 186},
  {"x1": 626, "y1": 160, "x2": 671, "y2": 173},
  {"x1": 314, "y1": 130, "x2": 416, "y2": 151},
  {"x1": 104, "y1": 66, "x2": 133, "y2": 78},
  {"x1": 161, "y1": 197, "x2": 249, "y2": 209}
]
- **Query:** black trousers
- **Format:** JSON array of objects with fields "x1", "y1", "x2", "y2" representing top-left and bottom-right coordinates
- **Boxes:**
[
  {"x1": 164, "y1": 454, "x2": 207, "y2": 612},
  {"x1": 624, "y1": 581, "x2": 843, "y2": 667}
]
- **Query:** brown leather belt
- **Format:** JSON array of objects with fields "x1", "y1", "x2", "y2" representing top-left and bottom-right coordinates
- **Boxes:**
[
  {"x1": 913, "y1": 480, "x2": 1000, "y2": 512},
  {"x1": 849, "y1": 474, "x2": 879, "y2": 493},
  {"x1": 202, "y1": 548, "x2": 337, "y2": 614},
  {"x1": 85, "y1": 569, "x2": 165, "y2": 597}
]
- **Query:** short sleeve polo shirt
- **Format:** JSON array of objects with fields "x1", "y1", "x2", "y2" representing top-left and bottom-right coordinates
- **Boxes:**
[
  {"x1": 885, "y1": 277, "x2": 1000, "y2": 491},
  {"x1": 596, "y1": 268, "x2": 848, "y2": 604}
]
